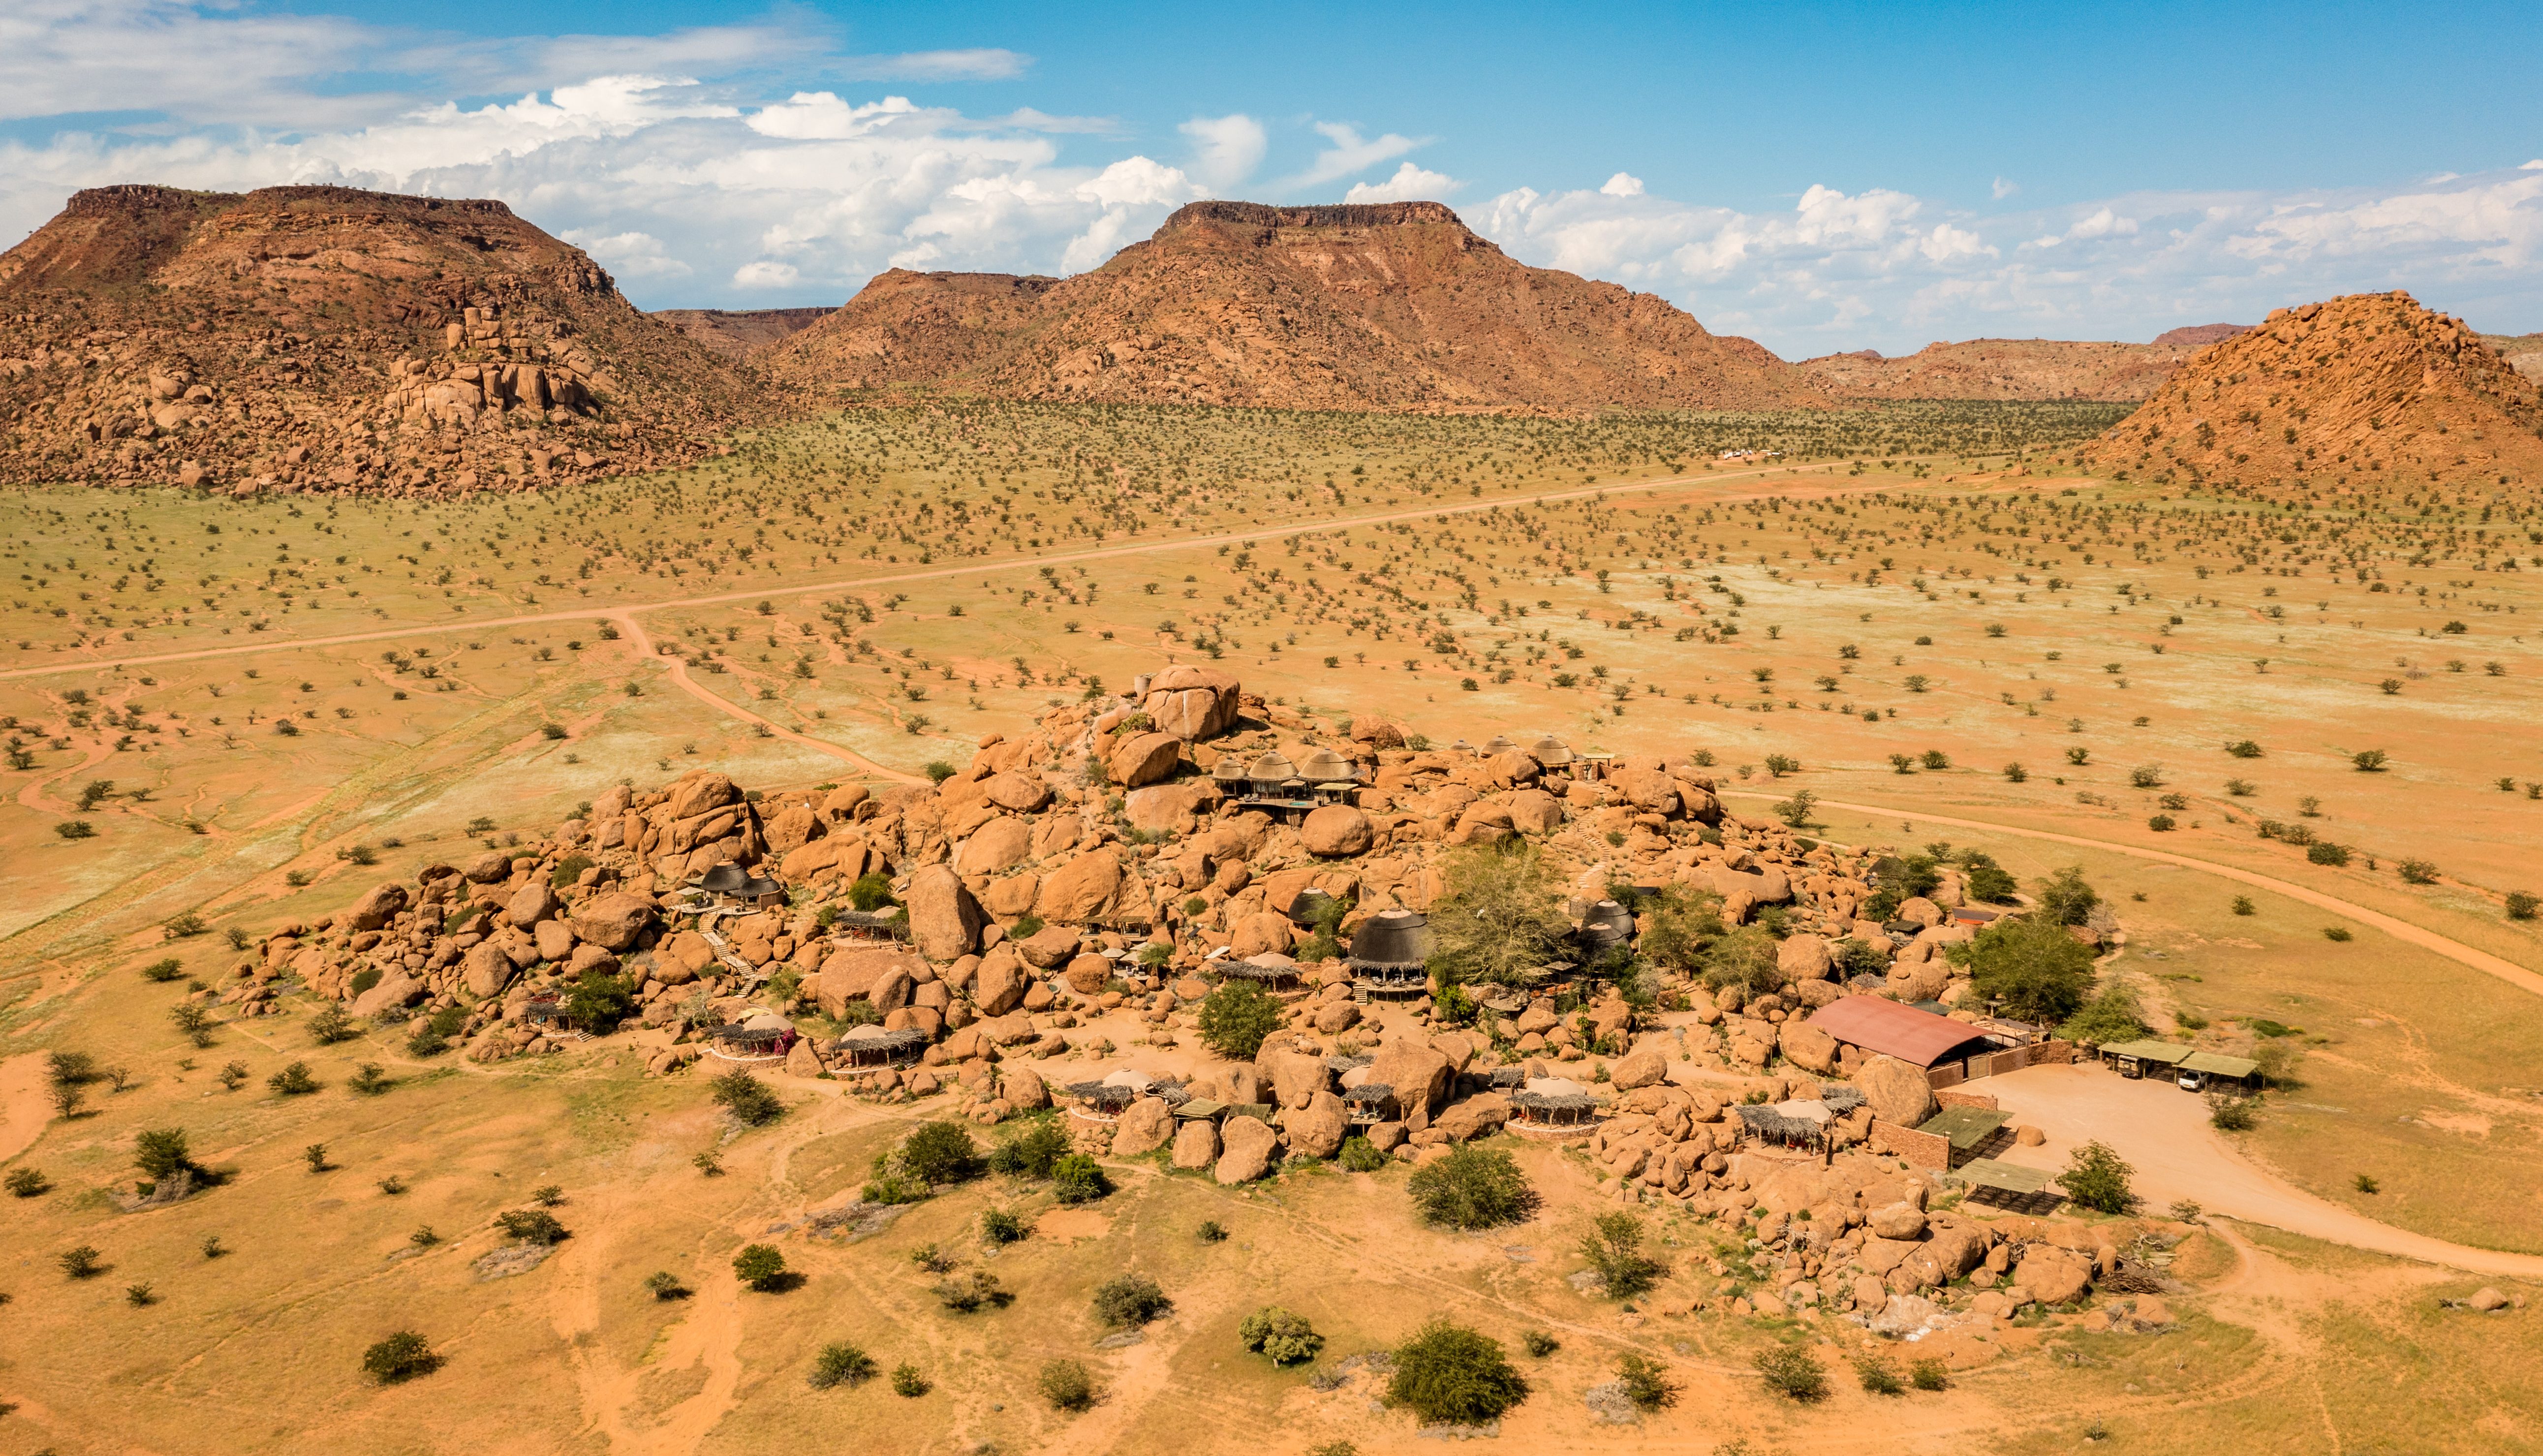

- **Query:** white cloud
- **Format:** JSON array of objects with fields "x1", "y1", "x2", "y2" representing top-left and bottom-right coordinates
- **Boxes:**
[
  {"x1": 1600, "y1": 172, "x2": 1645, "y2": 198},
  {"x1": 1344, "y1": 161, "x2": 1461, "y2": 204},
  {"x1": 1991, "y1": 175, "x2": 2020, "y2": 200},
  {"x1": 1179, "y1": 113, "x2": 1266, "y2": 192},
  {"x1": 561, "y1": 229, "x2": 690, "y2": 279},
  {"x1": 1477, "y1": 164, "x2": 2543, "y2": 355},
  {"x1": 1281, "y1": 122, "x2": 1423, "y2": 190},
  {"x1": 733, "y1": 260, "x2": 799, "y2": 289}
]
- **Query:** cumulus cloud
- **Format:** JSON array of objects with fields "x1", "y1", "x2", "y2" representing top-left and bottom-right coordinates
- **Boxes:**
[
  {"x1": 1479, "y1": 164, "x2": 2543, "y2": 355},
  {"x1": 1179, "y1": 113, "x2": 1266, "y2": 191},
  {"x1": 1344, "y1": 161, "x2": 1461, "y2": 204},
  {"x1": 1600, "y1": 172, "x2": 1645, "y2": 198}
]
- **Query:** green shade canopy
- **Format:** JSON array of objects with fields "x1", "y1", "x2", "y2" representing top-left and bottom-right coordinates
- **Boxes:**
[
  {"x1": 1916, "y1": 1105, "x2": 2013, "y2": 1151},
  {"x1": 1950, "y1": 1158, "x2": 2056, "y2": 1195},
  {"x1": 2099, "y1": 1039, "x2": 2194, "y2": 1065}
]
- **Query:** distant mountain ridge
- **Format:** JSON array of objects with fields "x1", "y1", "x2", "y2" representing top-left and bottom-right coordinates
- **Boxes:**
[
  {"x1": 1798, "y1": 327, "x2": 2249, "y2": 403},
  {"x1": 756, "y1": 200, "x2": 1825, "y2": 412},
  {"x1": 654, "y1": 306, "x2": 836, "y2": 361}
]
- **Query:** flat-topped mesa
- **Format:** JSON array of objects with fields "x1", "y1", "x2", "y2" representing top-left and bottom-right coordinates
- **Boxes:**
[
  {"x1": 0, "y1": 182, "x2": 764, "y2": 493},
  {"x1": 762, "y1": 197, "x2": 1817, "y2": 411}
]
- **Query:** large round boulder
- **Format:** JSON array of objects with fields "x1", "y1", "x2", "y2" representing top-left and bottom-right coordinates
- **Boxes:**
[{"x1": 566, "y1": 891, "x2": 655, "y2": 952}]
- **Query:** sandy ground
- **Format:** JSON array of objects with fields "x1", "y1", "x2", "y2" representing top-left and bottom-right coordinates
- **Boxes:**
[
  {"x1": 1720, "y1": 789, "x2": 2543, "y2": 1002},
  {"x1": 1983, "y1": 1061, "x2": 2543, "y2": 1277}
]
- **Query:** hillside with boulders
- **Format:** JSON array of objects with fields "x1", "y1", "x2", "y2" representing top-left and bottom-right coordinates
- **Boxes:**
[
  {"x1": 652, "y1": 306, "x2": 836, "y2": 361},
  {"x1": 0, "y1": 185, "x2": 763, "y2": 494},
  {"x1": 1798, "y1": 330, "x2": 2247, "y2": 403},
  {"x1": 760, "y1": 201, "x2": 1823, "y2": 412},
  {"x1": 2078, "y1": 291, "x2": 2543, "y2": 490}
]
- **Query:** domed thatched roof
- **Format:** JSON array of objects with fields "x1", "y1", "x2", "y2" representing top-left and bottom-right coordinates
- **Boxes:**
[
  {"x1": 1247, "y1": 750, "x2": 1298, "y2": 780},
  {"x1": 1481, "y1": 734, "x2": 1516, "y2": 754},
  {"x1": 1530, "y1": 735, "x2": 1574, "y2": 766},
  {"x1": 1350, "y1": 908, "x2": 1432, "y2": 968},
  {"x1": 1578, "y1": 898, "x2": 1635, "y2": 947},
  {"x1": 1297, "y1": 748, "x2": 1357, "y2": 783},
  {"x1": 1212, "y1": 758, "x2": 1251, "y2": 782}
]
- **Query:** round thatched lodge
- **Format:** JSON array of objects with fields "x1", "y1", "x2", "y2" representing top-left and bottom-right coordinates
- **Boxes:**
[
  {"x1": 1509, "y1": 1076, "x2": 1601, "y2": 1131},
  {"x1": 705, "y1": 1009, "x2": 796, "y2": 1063},
  {"x1": 1348, "y1": 909, "x2": 1432, "y2": 997},
  {"x1": 1220, "y1": 953, "x2": 1305, "y2": 991}
]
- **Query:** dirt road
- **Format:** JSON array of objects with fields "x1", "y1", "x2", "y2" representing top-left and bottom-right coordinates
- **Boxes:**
[
  {"x1": 0, "y1": 462, "x2": 1842, "y2": 684},
  {"x1": 1983, "y1": 1062, "x2": 2543, "y2": 1276},
  {"x1": 1720, "y1": 789, "x2": 2543, "y2": 1000}
]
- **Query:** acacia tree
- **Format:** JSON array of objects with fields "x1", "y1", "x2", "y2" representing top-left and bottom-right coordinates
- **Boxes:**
[{"x1": 1425, "y1": 842, "x2": 1571, "y2": 988}]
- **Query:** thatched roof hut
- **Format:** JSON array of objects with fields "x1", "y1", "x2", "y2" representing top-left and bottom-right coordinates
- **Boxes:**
[
  {"x1": 1480, "y1": 734, "x2": 1516, "y2": 755},
  {"x1": 834, "y1": 1025, "x2": 928, "y2": 1067},
  {"x1": 1348, "y1": 909, "x2": 1431, "y2": 993},
  {"x1": 1576, "y1": 898, "x2": 1636, "y2": 950},
  {"x1": 1222, "y1": 954, "x2": 1303, "y2": 989},
  {"x1": 1530, "y1": 735, "x2": 1575, "y2": 767}
]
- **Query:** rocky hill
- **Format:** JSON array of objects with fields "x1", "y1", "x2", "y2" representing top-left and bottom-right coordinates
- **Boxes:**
[
  {"x1": 653, "y1": 306, "x2": 836, "y2": 361},
  {"x1": 2078, "y1": 291, "x2": 2543, "y2": 488},
  {"x1": 1798, "y1": 329, "x2": 2246, "y2": 403},
  {"x1": 0, "y1": 185, "x2": 761, "y2": 494},
  {"x1": 760, "y1": 201, "x2": 1822, "y2": 411},
  {"x1": 2483, "y1": 332, "x2": 2543, "y2": 384}
]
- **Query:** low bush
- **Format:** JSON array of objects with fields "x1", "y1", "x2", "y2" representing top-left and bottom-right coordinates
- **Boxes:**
[
  {"x1": 1051, "y1": 1153, "x2": 1110, "y2": 1205},
  {"x1": 1614, "y1": 1353, "x2": 1680, "y2": 1411},
  {"x1": 1753, "y1": 1343, "x2": 1827, "y2": 1401},
  {"x1": 1239, "y1": 1306, "x2": 1325, "y2": 1365},
  {"x1": 1577, "y1": 1212, "x2": 1666, "y2": 1300},
  {"x1": 362, "y1": 1331, "x2": 442, "y2": 1385},
  {"x1": 1337, "y1": 1135, "x2": 1387, "y2": 1172},
  {"x1": 1196, "y1": 981, "x2": 1284, "y2": 1058},
  {"x1": 495, "y1": 1209, "x2": 568, "y2": 1246},
  {"x1": 1039, "y1": 1359, "x2": 1096, "y2": 1413},
  {"x1": 733, "y1": 1244, "x2": 792, "y2": 1292},
  {"x1": 710, "y1": 1069, "x2": 785, "y2": 1126},
  {"x1": 1091, "y1": 1275, "x2": 1172, "y2": 1329},
  {"x1": 1406, "y1": 1143, "x2": 1536, "y2": 1230},
  {"x1": 807, "y1": 1342, "x2": 876, "y2": 1390},
  {"x1": 1388, "y1": 1321, "x2": 1529, "y2": 1425}
]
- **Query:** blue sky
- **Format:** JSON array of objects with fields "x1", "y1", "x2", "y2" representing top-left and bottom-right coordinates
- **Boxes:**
[{"x1": 6, "y1": 0, "x2": 2541, "y2": 354}]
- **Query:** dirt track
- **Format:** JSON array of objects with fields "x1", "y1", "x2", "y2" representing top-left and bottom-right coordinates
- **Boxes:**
[
  {"x1": 0, "y1": 462, "x2": 1853, "y2": 685},
  {"x1": 1983, "y1": 1062, "x2": 2543, "y2": 1277}
]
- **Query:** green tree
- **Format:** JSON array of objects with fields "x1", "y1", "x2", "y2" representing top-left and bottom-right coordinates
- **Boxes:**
[
  {"x1": 2057, "y1": 1139, "x2": 2135, "y2": 1214},
  {"x1": 1632, "y1": 889, "x2": 1725, "y2": 975},
  {"x1": 1039, "y1": 1359, "x2": 1097, "y2": 1412},
  {"x1": 1196, "y1": 980, "x2": 1284, "y2": 1058},
  {"x1": 1388, "y1": 1321, "x2": 1530, "y2": 1425},
  {"x1": 1425, "y1": 841, "x2": 1571, "y2": 987},
  {"x1": 2057, "y1": 984, "x2": 2150, "y2": 1046},
  {"x1": 1960, "y1": 853, "x2": 2019, "y2": 903},
  {"x1": 133, "y1": 1127, "x2": 193, "y2": 1182},
  {"x1": 564, "y1": 972, "x2": 636, "y2": 1031},
  {"x1": 733, "y1": 1244, "x2": 792, "y2": 1291},
  {"x1": 1951, "y1": 916, "x2": 2097, "y2": 1024},
  {"x1": 2035, "y1": 866, "x2": 2100, "y2": 926},
  {"x1": 1050, "y1": 1153, "x2": 1109, "y2": 1204},
  {"x1": 1240, "y1": 1306, "x2": 1326, "y2": 1365},
  {"x1": 1407, "y1": 1143, "x2": 1536, "y2": 1230},
  {"x1": 1615, "y1": 1353, "x2": 1680, "y2": 1411}
]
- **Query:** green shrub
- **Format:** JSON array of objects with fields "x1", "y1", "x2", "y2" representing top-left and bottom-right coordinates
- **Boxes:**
[
  {"x1": 1408, "y1": 1143, "x2": 1535, "y2": 1230},
  {"x1": 2508, "y1": 891, "x2": 2541, "y2": 921},
  {"x1": 807, "y1": 1342, "x2": 876, "y2": 1389},
  {"x1": 2057, "y1": 1139, "x2": 2135, "y2": 1213},
  {"x1": 306, "y1": 1004, "x2": 357, "y2": 1045},
  {"x1": 935, "y1": 1270, "x2": 1011, "y2": 1312},
  {"x1": 1039, "y1": 1359, "x2": 1096, "y2": 1412},
  {"x1": 565, "y1": 972, "x2": 635, "y2": 1031},
  {"x1": 362, "y1": 1331, "x2": 442, "y2": 1384},
  {"x1": 1952, "y1": 916, "x2": 2097, "y2": 1024},
  {"x1": 2057, "y1": 984, "x2": 2150, "y2": 1046},
  {"x1": 1338, "y1": 1135, "x2": 1387, "y2": 1173},
  {"x1": 5, "y1": 1167, "x2": 50, "y2": 1198},
  {"x1": 140, "y1": 958, "x2": 185, "y2": 983},
  {"x1": 847, "y1": 872, "x2": 899, "y2": 911},
  {"x1": 2035, "y1": 865, "x2": 2099, "y2": 926},
  {"x1": 1520, "y1": 1329, "x2": 1559, "y2": 1357},
  {"x1": 1050, "y1": 1153, "x2": 1109, "y2": 1204},
  {"x1": 733, "y1": 1244, "x2": 792, "y2": 1291},
  {"x1": 1239, "y1": 1305, "x2": 1325, "y2": 1365},
  {"x1": 1091, "y1": 1274, "x2": 1171, "y2": 1329},
  {"x1": 267, "y1": 1061, "x2": 320, "y2": 1095},
  {"x1": 134, "y1": 1127, "x2": 193, "y2": 1181},
  {"x1": 2307, "y1": 841, "x2": 2351, "y2": 867},
  {"x1": 980, "y1": 1208, "x2": 1027, "y2": 1244},
  {"x1": 1387, "y1": 1321, "x2": 1529, "y2": 1425},
  {"x1": 987, "y1": 1117, "x2": 1072, "y2": 1178},
  {"x1": 1614, "y1": 1352, "x2": 1680, "y2": 1411},
  {"x1": 1753, "y1": 1343, "x2": 1827, "y2": 1401},
  {"x1": 2209, "y1": 1097, "x2": 2257, "y2": 1132},
  {"x1": 1197, "y1": 981, "x2": 1284, "y2": 1058},
  {"x1": 1960, "y1": 854, "x2": 2018, "y2": 903},
  {"x1": 891, "y1": 1363, "x2": 930, "y2": 1397},
  {"x1": 496, "y1": 1209, "x2": 568, "y2": 1245},
  {"x1": 1577, "y1": 1212, "x2": 1666, "y2": 1300},
  {"x1": 1196, "y1": 1220, "x2": 1229, "y2": 1243},
  {"x1": 1857, "y1": 1355, "x2": 1904, "y2": 1394},
  {"x1": 711, "y1": 1069, "x2": 785, "y2": 1126},
  {"x1": 1909, "y1": 1358, "x2": 1949, "y2": 1391},
  {"x1": 900, "y1": 1122, "x2": 981, "y2": 1186},
  {"x1": 548, "y1": 853, "x2": 593, "y2": 889}
]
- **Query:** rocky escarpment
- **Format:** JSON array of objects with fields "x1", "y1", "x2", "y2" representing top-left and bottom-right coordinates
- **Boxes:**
[
  {"x1": 0, "y1": 184, "x2": 762, "y2": 494},
  {"x1": 762, "y1": 200, "x2": 1822, "y2": 412}
]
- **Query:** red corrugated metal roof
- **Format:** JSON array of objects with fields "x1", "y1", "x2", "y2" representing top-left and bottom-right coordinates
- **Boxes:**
[{"x1": 1807, "y1": 995, "x2": 1995, "y2": 1068}]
